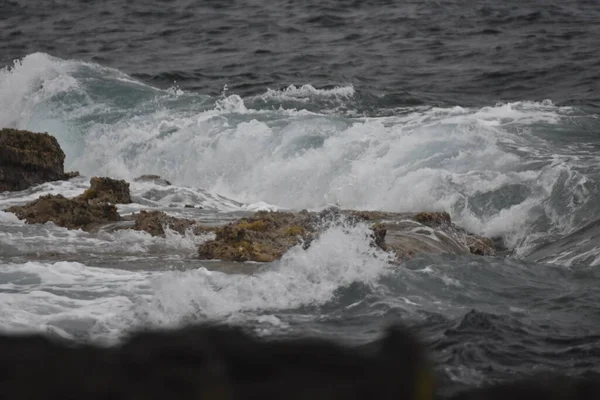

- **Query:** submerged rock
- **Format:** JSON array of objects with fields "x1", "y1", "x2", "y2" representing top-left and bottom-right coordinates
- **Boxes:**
[
  {"x1": 131, "y1": 210, "x2": 212, "y2": 237},
  {"x1": 76, "y1": 177, "x2": 132, "y2": 204},
  {"x1": 198, "y1": 209, "x2": 495, "y2": 263},
  {"x1": 133, "y1": 174, "x2": 172, "y2": 186},
  {"x1": 0, "y1": 128, "x2": 79, "y2": 192},
  {"x1": 5, "y1": 194, "x2": 119, "y2": 230}
]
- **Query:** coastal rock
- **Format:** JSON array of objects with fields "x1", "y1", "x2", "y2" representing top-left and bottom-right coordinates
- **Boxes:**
[
  {"x1": 0, "y1": 128, "x2": 79, "y2": 192},
  {"x1": 133, "y1": 174, "x2": 172, "y2": 186},
  {"x1": 198, "y1": 211, "x2": 316, "y2": 262},
  {"x1": 5, "y1": 194, "x2": 119, "y2": 230},
  {"x1": 465, "y1": 236, "x2": 495, "y2": 256},
  {"x1": 5, "y1": 176, "x2": 133, "y2": 231},
  {"x1": 76, "y1": 177, "x2": 132, "y2": 204},
  {"x1": 131, "y1": 210, "x2": 212, "y2": 237},
  {"x1": 197, "y1": 209, "x2": 495, "y2": 263}
]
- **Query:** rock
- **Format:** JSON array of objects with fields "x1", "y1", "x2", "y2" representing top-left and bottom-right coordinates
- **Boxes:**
[
  {"x1": 0, "y1": 128, "x2": 79, "y2": 192},
  {"x1": 0, "y1": 322, "x2": 435, "y2": 400},
  {"x1": 5, "y1": 176, "x2": 133, "y2": 231},
  {"x1": 413, "y1": 211, "x2": 452, "y2": 227},
  {"x1": 133, "y1": 174, "x2": 172, "y2": 186},
  {"x1": 465, "y1": 236, "x2": 495, "y2": 256},
  {"x1": 5, "y1": 194, "x2": 119, "y2": 231},
  {"x1": 131, "y1": 210, "x2": 212, "y2": 237},
  {"x1": 76, "y1": 177, "x2": 132, "y2": 204},
  {"x1": 198, "y1": 209, "x2": 495, "y2": 263},
  {"x1": 198, "y1": 211, "x2": 316, "y2": 262}
]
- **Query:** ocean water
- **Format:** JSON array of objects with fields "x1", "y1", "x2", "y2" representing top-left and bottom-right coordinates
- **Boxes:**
[{"x1": 2, "y1": 0, "x2": 600, "y2": 395}]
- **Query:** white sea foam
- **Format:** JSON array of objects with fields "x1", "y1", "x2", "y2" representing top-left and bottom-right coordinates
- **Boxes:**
[
  {"x1": 0, "y1": 52, "x2": 596, "y2": 255},
  {"x1": 258, "y1": 84, "x2": 356, "y2": 103},
  {"x1": 0, "y1": 223, "x2": 393, "y2": 340}
]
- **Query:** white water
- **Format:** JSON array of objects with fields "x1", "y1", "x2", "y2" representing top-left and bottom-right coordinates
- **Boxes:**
[
  {"x1": 2, "y1": 53, "x2": 595, "y2": 254},
  {"x1": 0, "y1": 223, "x2": 394, "y2": 342}
]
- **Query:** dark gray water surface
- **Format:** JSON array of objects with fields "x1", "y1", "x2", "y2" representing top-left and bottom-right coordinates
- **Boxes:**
[{"x1": 2, "y1": 0, "x2": 600, "y2": 106}]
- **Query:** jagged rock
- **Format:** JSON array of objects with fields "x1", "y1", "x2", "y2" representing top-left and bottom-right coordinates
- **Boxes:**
[
  {"x1": 465, "y1": 236, "x2": 495, "y2": 256},
  {"x1": 198, "y1": 209, "x2": 495, "y2": 263},
  {"x1": 131, "y1": 210, "x2": 212, "y2": 237},
  {"x1": 413, "y1": 211, "x2": 452, "y2": 227},
  {"x1": 133, "y1": 174, "x2": 172, "y2": 186},
  {"x1": 198, "y1": 211, "x2": 316, "y2": 262},
  {"x1": 76, "y1": 177, "x2": 132, "y2": 204},
  {"x1": 5, "y1": 176, "x2": 132, "y2": 231},
  {"x1": 5, "y1": 194, "x2": 119, "y2": 231},
  {"x1": 0, "y1": 128, "x2": 79, "y2": 192}
]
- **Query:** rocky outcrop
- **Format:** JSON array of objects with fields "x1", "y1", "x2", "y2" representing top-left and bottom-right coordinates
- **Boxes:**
[
  {"x1": 76, "y1": 177, "x2": 132, "y2": 204},
  {"x1": 133, "y1": 174, "x2": 172, "y2": 186},
  {"x1": 5, "y1": 177, "x2": 132, "y2": 231},
  {"x1": 198, "y1": 211, "x2": 317, "y2": 262},
  {"x1": 198, "y1": 209, "x2": 495, "y2": 263},
  {"x1": 131, "y1": 210, "x2": 212, "y2": 237},
  {"x1": 0, "y1": 128, "x2": 79, "y2": 192},
  {"x1": 5, "y1": 194, "x2": 119, "y2": 230}
]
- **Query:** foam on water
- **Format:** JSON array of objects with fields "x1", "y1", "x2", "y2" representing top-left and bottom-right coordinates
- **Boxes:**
[
  {"x1": 0, "y1": 223, "x2": 394, "y2": 341},
  {"x1": 258, "y1": 84, "x2": 356, "y2": 103},
  {"x1": 0, "y1": 218, "x2": 208, "y2": 259},
  {"x1": 1, "y1": 53, "x2": 599, "y2": 255}
]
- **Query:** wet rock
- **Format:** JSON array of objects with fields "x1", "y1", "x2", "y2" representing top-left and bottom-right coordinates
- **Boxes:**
[
  {"x1": 5, "y1": 176, "x2": 132, "y2": 231},
  {"x1": 0, "y1": 128, "x2": 79, "y2": 192},
  {"x1": 133, "y1": 174, "x2": 172, "y2": 186},
  {"x1": 465, "y1": 236, "x2": 495, "y2": 256},
  {"x1": 5, "y1": 194, "x2": 119, "y2": 231},
  {"x1": 198, "y1": 211, "x2": 316, "y2": 262},
  {"x1": 413, "y1": 211, "x2": 452, "y2": 227},
  {"x1": 76, "y1": 177, "x2": 132, "y2": 204},
  {"x1": 197, "y1": 209, "x2": 495, "y2": 263},
  {"x1": 131, "y1": 210, "x2": 212, "y2": 237}
]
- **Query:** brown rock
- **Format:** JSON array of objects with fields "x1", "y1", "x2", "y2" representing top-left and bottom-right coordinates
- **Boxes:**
[
  {"x1": 5, "y1": 194, "x2": 119, "y2": 231},
  {"x1": 413, "y1": 211, "x2": 452, "y2": 227},
  {"x1": 76, "y1": 177, "x2": 132, "y2": 204},
  {"x1": 131, "y1": 210, "x2": 212, "y2": 237},
  {"x1": 198, "y1": 211, "x2": 316, "y2": 262},
  {"x1": 133, "y1": 174, "x2": 172, "y2": 186},
  {"x1": 465, "y1": 235, "x2": 495, "y2": 256},
  {"x1": 198, "y1": 208, "x2": 495, "y2": 263},
  {"x1": 0, "y1": 128, "x2": 79, "y2": 192}
]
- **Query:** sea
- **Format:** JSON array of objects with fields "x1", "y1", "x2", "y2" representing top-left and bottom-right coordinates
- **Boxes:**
[{"x1": 1, "y1": 0, "x2": 600, "y2": 396}]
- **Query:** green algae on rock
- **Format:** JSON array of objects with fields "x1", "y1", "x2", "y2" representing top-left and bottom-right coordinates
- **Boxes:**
[{"x1": 198, "y1": 211, "x2": 316, "y2": 263}]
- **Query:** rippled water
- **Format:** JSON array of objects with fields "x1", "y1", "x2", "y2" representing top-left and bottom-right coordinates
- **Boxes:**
[{"x1": 1, "y1": 0, "x2": 600, "y2": 395}]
